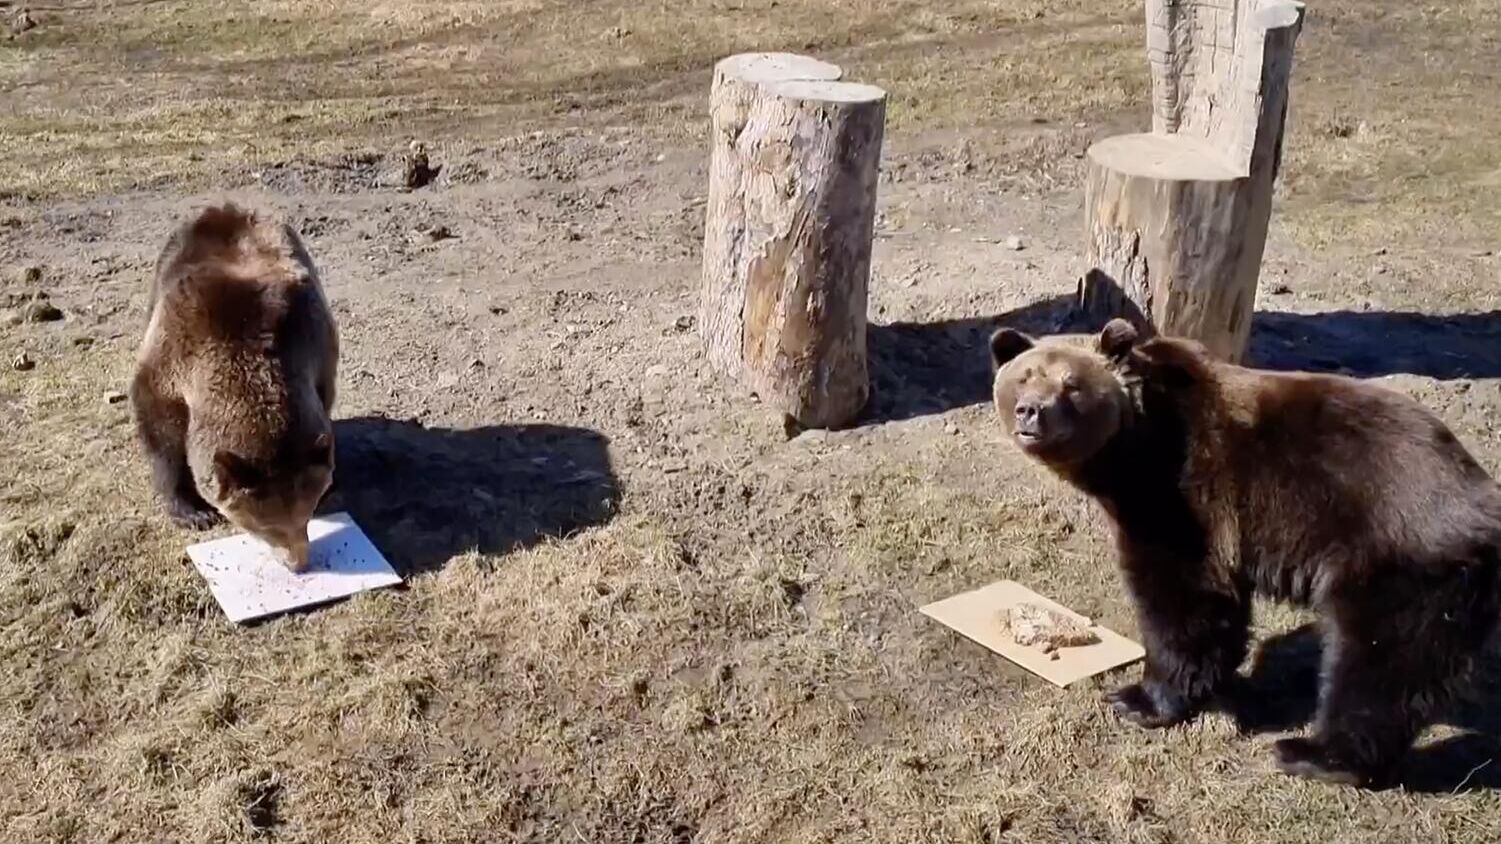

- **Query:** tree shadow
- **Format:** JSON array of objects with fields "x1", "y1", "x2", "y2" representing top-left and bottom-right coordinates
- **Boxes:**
[
  {"x1": 1229, "y1": 623, "x2": 1501, "y2": 793},
  {"x1": 1078, "y1": 268, "x2": 1501, "y2": 379},
  {"x1": 860, "y1": 293, "x2": 1079, "y2": 425},
  {"x1": 320, "y1": 416, "x2": 619, "y2": 577},
  {"x1": 1249, "y1": 310, "x2": 1501, "y2": 379}
]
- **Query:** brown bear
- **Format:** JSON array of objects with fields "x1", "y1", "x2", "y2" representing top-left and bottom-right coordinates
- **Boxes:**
[
  {"x1": 989, "y1": 318, "x2": 1501, "y2": 788},
  {"x1": 130, "y1": 202, "x2": 338, "y2": 572}
]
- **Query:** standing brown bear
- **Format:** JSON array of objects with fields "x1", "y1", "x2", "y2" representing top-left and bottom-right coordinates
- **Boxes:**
[
  {"x1": 130, "y1": 202, "x2": 338, "y2": 572},
  {"x1": 989, "y1": 318, "x2": 1501, "y2": 788}
]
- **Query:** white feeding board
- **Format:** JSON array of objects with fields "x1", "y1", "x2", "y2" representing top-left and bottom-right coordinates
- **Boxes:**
[{"x1": 187, "y1": 511, "x2": 402, "y2": 623}]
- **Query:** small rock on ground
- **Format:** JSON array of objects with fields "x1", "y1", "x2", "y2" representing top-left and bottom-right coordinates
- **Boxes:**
[
  {"x1": 20, "y1": 301, "x2": 63, "y2": 323},
  {"x1": 10, "y1": 8, "x2": 37, "y2": 37},
  {"x1": 403, "y1": 141, "x2": 439, "y2": 190}
]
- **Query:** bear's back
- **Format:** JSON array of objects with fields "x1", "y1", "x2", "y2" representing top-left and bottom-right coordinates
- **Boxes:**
[{"x1": 1155, "y1": 346, "x2": 1501, "y2": 594}]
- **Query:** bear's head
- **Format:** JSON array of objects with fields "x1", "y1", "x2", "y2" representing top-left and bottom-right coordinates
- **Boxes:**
[
  {"x1": 193, "y1": 427, "x2": 335, "y2": 573},
  {"x1": 989, "y1": 318, "x2": 1140, "y2": 466}
]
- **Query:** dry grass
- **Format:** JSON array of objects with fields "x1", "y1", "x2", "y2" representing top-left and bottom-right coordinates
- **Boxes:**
[
  {"x1": 6, "y1": 0, "x2": 1498, "y2": 248},
  {"x1": 4, "y1": 345, "x2": 1500, "y2": 841},
  {"x1": 3, "y1": 1, "x2": 1501, "y2": 842}
]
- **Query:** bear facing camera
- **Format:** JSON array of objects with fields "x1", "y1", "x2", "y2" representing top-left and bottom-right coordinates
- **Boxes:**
[{"x1": 990, "y1": 317, "x2": 1501, "y2": 788}]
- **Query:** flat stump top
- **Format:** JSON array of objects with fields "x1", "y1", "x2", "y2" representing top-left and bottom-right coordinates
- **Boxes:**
[
  {"x1": 716, "y1": 52, "x2": 842, "y2": 85},
  {"x1": 768, "y1": 79, "x2": 887, "y2": 104},
  {"x1": 1087, "y1": 133, "x2": 1243, "y2": 182}
]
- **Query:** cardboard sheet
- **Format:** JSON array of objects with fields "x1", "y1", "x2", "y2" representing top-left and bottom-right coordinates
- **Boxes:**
[
  {"x1": 187, "y1": 512, "x2": 401, "y2": 623},
  {"x1": 920, "y1": 579, "x2": 1144, "y2": 687}
]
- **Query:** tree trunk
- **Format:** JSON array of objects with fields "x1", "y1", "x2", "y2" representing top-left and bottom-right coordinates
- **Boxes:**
[
  {"x1": 1078, "y1": 134, "x2": 1264, "y2": 362},
  {"x1": 700, "y1": 53, "x2": 886, "y2": 428},
  {"x1": 1079, "y1": 0, "x2": 1305, "y2": 363}
]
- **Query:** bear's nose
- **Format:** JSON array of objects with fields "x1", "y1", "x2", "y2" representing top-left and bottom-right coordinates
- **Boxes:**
[{"x1": 1015, "y1": 402, "x2": 1042, "y2": 427}]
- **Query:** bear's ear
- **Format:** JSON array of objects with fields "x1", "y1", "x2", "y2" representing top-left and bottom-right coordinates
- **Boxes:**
[
  {"x1": 308, "y1": 431, "x2": 333, "y2": 466},
  {"x1": 213, "y1": 450, "x2": 263, "y2": 494},
  {"x1": 1097, "y1": 319, "x2": 1140, "y2": 361},
  {"x1": 989, "y1": 328, "x2": 1035, "y2": 370},
  {"x1": 1133, "y1": 335, "x2": 1212, "y2": 386}
]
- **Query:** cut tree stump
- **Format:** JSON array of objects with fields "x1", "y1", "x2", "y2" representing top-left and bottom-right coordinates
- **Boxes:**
[
  {"x1": 1078, "y1": 0, "x2": 1306, "y2": 362},
  {"x1": 700, "y1": 52, "x2": 887, "y2": 429}
]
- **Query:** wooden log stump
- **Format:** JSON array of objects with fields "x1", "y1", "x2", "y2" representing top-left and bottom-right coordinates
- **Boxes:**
[
  {"x1": 700, "y1": 53, "x2": 887, "y2": 429},
  {"x1": 1078, "y1": 0, "x2": 1305, "y2": 363}
]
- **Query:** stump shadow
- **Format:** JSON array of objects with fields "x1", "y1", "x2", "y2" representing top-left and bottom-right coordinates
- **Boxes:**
[
  {"x1": 1078, "y1": 269, "x2": 1501, "y2": 379},
  {"x1": 861, "y1": 293, "x2": 1079, "y2": 425},
  {"x1": 1249, "y1": 310, "x2": 1501, "y2": 379},
  {"x1": 1229, "y1": 623, "x2": 1501, "y2": 793},
  {"x1": 320, "y1": 416, "x2": 619, "y2": 577}
]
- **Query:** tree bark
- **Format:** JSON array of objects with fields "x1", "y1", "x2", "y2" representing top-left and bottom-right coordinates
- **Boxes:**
[
  {"x1": 1079, "y1": 0, "x2": 1305, "y2": 363},
  {"x1": 700, "y1": 54, "x2": 886, "y2": 428}
]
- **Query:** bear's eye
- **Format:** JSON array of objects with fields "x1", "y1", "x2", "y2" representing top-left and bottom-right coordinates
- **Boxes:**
[{"x1": 1062, "y1": 377, "x2": 1082, "y2": 394}]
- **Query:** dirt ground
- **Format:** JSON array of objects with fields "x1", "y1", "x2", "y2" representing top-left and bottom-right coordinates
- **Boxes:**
[{"x1": 3, "y1": 1, "x2": 1501, "y2": 842}]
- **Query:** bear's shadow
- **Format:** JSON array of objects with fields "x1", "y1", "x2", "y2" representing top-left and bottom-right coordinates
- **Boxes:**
[
  {"x1": 1230, "y1": 624, "x2": 1501, "y2": 793},
  {"x1": 319, "y1": 416, "x2": 620, "y2": 577}
]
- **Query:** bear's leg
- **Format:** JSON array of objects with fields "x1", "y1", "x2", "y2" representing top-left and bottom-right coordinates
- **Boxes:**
[
  {"x1": 1107, "y1": 574, "x2": 1251, "y2": 729},
  {"x1": 1273, "y1": 628, "x2": 1427, "y2": 788},
  {"x1": 130, "y1": 372, "x2": 221, "y2": 530},
  {"x1": 1275, "y1": 565, "x2": 1500, "y2": 788}
]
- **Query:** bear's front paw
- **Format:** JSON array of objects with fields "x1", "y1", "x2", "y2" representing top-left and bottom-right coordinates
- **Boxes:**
[
  {"x1": 167, "y1": 496, "x2": 223, "y2": 531},
  {"x1": 1273, "y1": 738, "x2": 1374, "y2": 788},
  {"x1": 1105, "y1": 683, "x2": 1193, "y2": 729}
]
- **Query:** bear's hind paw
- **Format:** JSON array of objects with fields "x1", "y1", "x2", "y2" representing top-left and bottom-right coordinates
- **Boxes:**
[{"x1": 1273, "y1": 738, "x2": 1378, "y2": 788}]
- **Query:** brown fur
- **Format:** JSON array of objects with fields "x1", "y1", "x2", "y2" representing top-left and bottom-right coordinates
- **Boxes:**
[
  {"x1": 990, "y1": 319, "x2": 1501, "y2": 788},
  {"x1": 130, "y1": 202, "x2": 338, "y2": 571}
]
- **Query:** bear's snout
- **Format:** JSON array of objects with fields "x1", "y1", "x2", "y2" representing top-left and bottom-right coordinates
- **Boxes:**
[
  {"x1": 1014, "y1": 401, "x2": 1044, "y2": 436},
  {"x1": 1011, "y1": 393, "x2": 1072, "y2": 449}
]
